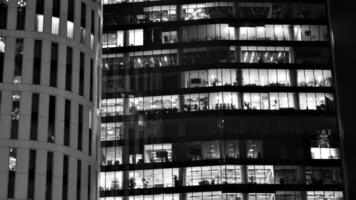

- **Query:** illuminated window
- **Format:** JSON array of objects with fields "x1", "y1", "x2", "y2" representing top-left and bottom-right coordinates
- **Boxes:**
[
  {"x1": 129, "y1": 168, "x2": 179, "y2": 189},
  {"x1": 182, "y1": 24, "x2": 235, "y2": 42},
  {"x1": 241, "y1": 46, "x2": 292, "y2": 64},
  {"x1": 51, "y1": 17, "x2": 60, "y2": 34},
  {"x1": 185, "y1": 165, "x2": 242, "y2": 186},
  {"x1": 128, "y1": 29, "x2": 143, "y2": 46},
  {"x1": 143, "y1": 5, "x2": 177, "y2": 22},
  {"x1": 8, "y1": 148, "x2": 17, "y2": 171},
  {"x1": 67, "y1": 21, "x2": 74, "y2": 38},
  {"x1": 0, "y1": 37, "x2": 5, "y2": 53},
  {"x1": 100, "y1": 171, "x2": 122, "y2": 190},
  {"x1": 299, "y1": 93, "x2": 334, "y2": 110},
  {"x1": 182, "y1": 2, "x2": 234, "y2": 20},
  {"x1": 128, "y1": 194, "x2": 179, "y2": 200},
  {"x1": 100, "y1": 122, "x2": 122, "y2": 141},
  {"x1": 243, "y1": 93, "x2": 294, "y2": 110},
  {"x1": 297, "y1": 70, "x2": 332, "y2": 87},
  {"x1": 248, "y1": 165, "x2": 274, "y2": 184},
  {"x1": 307, "y1": 191, "x2": 343, "y2": 200},
  {"x1": 36, "y1": 14, "x2": 44, "y2": 32},
  {"x1": 311, "y1": 147, "x2": 340, "y2": 159}
]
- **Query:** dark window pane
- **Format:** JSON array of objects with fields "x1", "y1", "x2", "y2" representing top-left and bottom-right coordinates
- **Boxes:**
[
  {"x1": 30, "y1": 93, "x2": 39, "y2": 140},
  {"x1": 45, "y1": 152, "x2": 53, "y2": 200},
  {"x1": 33, "y1": 40, "x2": 42, "y2": 84},
  {"x1": 50, "y1": 43, "x2": 58, "y2": 87}
]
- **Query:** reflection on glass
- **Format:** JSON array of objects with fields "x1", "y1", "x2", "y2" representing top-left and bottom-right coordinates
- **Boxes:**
[
  {"x1": 305, "y1": 167, "x2": 342, "y2": 185},
  {"x1": 182, "y1": 46, "x2": 237, "y2": 65}
]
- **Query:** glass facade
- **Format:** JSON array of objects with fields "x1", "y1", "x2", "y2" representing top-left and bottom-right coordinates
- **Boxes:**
[{"x1": 101, "y1": 0, "x2": 344, "y2": 200}]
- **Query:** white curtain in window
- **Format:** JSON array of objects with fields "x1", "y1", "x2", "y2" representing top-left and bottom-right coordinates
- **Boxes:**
[
  {"x1": 36, "y1": 15, "x2": 44, "y2": 32},
  {"x1": 51, "y1": 17, "x2": 60, "y2": 35},
  {"x1": 67, "y1": 21, "x2": 74, "y2": 38}
]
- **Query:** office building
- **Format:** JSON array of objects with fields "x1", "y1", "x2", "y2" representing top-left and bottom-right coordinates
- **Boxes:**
[
  {"x1": 100, "y1": 0, "x2": 345, "y2": 200},
  {"x1": 0, "y1": 0, "x2": 101, "y2": 199}
]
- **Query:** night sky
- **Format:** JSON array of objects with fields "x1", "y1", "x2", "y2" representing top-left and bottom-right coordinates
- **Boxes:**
[{"x1": 330, "y1": 0, "x2": 356, "y2": 199}]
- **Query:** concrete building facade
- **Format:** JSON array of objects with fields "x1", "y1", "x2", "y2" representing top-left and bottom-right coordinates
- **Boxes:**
[{"x1": 0, "y1": 0, "x2": 102, "y2": 199}]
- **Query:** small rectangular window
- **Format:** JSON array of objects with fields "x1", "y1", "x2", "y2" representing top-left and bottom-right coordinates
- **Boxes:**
[
  {"x1": 67, "y1": 21, "x2": 74, "y2": 39},
  {"x1": 16, "y1": 2, "x2": 26, "y2": 30},
  {"x1": 7, "y1": 148, "x2": 17, "y2": 198},
  {"x1": 64, "y1": 100, "x2": 71, "y2": 146},
  {"x1": 33, "y1": 40, "x2": 42, "y2": 84},
  {"x1": 36, "y1": 0, "x2": 44, "y2": 14},
  {"x1": 51, "y1": 17, "x2": 60, "y2": 35},
  {"x1": 45, "y1": 152, "x2": 53, "y2": 200},
  {"x1": 36, "y1": 14, "x2": 44, "y2": 32},
  {"x1": 76, "y1": 160, "x2": 81, "y2": 200},
  {"x1": 11, "y1": 92, "x2": 21, "y2": 139},
  {"x1": 128, "y1": 29, "x2": 143, "y2": 46},
  {"x1": 88, "y1": 165, "x2": 91, "y2": 200},
  {"x1": 91, "y1": 9, "x2": 95, "y2": 34},
  {"x1": 27, "y1": 150, "x2": 36, "y2": 199},
  {"x1": 78, "y1": 105, "x2": 83, "y2": 151},
  {"x1": 0, "y1": 1, "x2": 8, "y2": 29},
  {"x1": 14, "y1": 39, "x2": 24, "y2": 84},
  {"x1": 67, "y1": 0, "x2": 74, "y2": 21},
  {"x1": 66, "y1": 47, "x2": 73, "y2": 91},
  {"x1": 52, "y1": 0, "x2": 60, "y2": 17},
  {"x1": 30, "y1": 93, "x2": 39, "y2": 140},
  {"x1": 81, "y1": 3, "x2": 86, "y2": 27},
  {"x1": 48, "y1": 96, "x2": 56, "y2": 143},
  {"x1": 79, "y1": 53, "x2": 84, "y2": 96},
  {"x1": 50, "y1": 43, "x2": 58, "y2": 87},
  {"x1": 90, "y1": 59, "x2": 93, "y2": 101},
  {"x1": 0, "y1": 37, "x2": 4, "y2": 82},
  {"x1": 62, "y1": 155, "x2": 69, "y2": 200}
]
